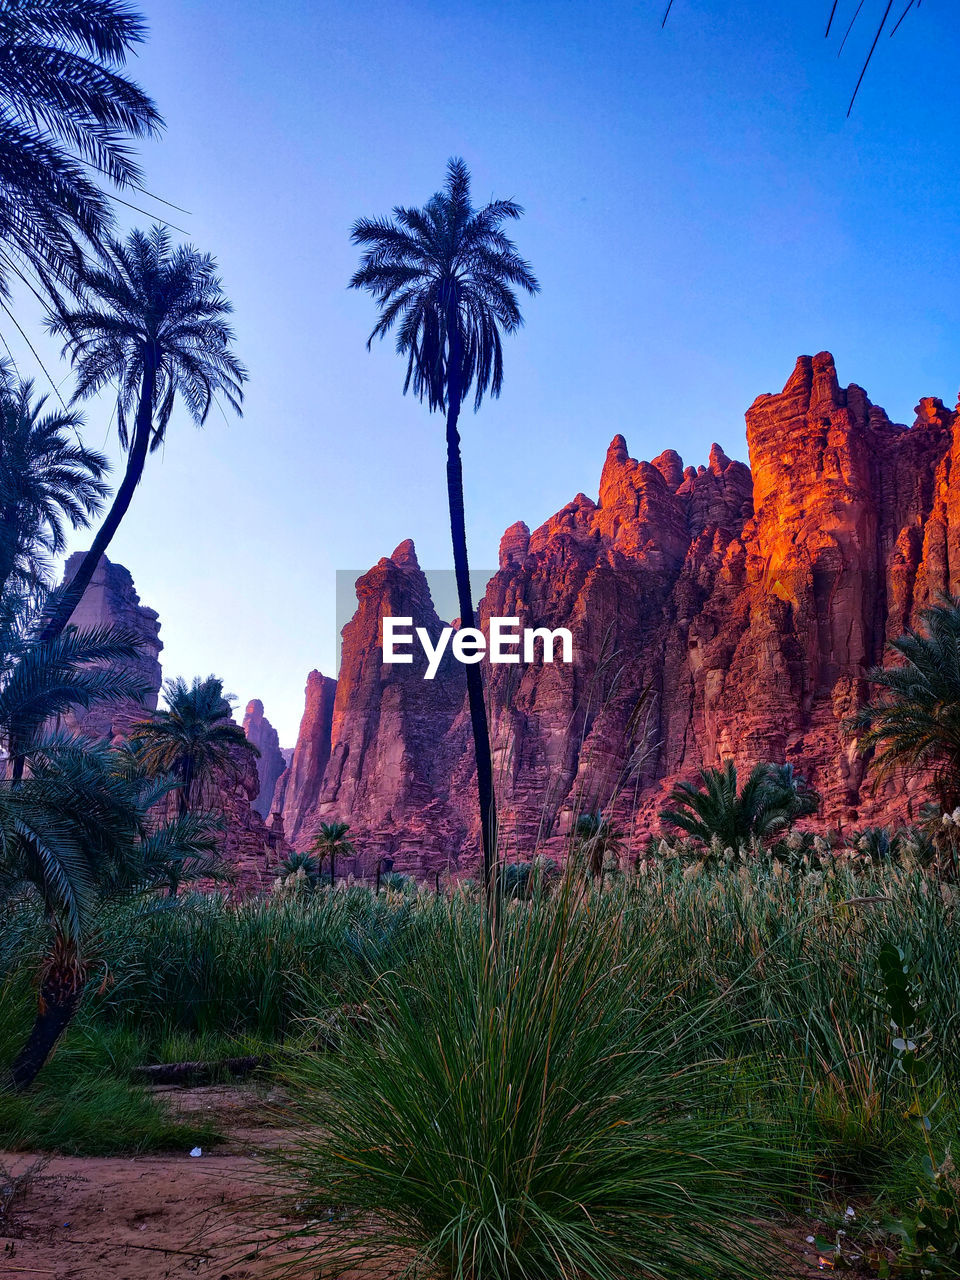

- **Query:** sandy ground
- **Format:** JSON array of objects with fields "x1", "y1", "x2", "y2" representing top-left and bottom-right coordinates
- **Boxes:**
[
  {"x1": 0, "y1": 1085, "x2": 317, "y2": 1279},
  {"x1": 0, "y1": 1083, "x2": 881, "y2": 1280}
]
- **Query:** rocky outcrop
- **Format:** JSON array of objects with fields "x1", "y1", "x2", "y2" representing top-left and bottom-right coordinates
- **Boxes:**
[
  {"x1": 241, "y1": 698, "x2": 287, "y2": 818},
  {"x1": 284, "y1": 353, "x2": 960, "y2": 875},
  {"x1": 56, "y1": 553, "x2": 286, "y2": 891},
  {"x1": 272, "y1": 669, "x2": 337, "y2": 845},
  {"x1": 55, "y1": 552, "x2": 162, "y2": 739}
]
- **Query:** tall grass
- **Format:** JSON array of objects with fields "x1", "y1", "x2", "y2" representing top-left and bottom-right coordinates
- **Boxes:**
[{"x1": 280, "y1": 886, "x2": 787, "y2": 1280}]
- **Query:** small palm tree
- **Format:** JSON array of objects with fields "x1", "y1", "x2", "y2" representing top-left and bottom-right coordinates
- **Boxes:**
[
  {"x1": 42, "y1": 225, "x2": 246, "y2": 640},
  {"x1": 0, "y1": 365, "x2": 108, "y2": 601},
  {"x1": 275, "y1": 850, "x2": 322, "y2": 890},
  {"x1": 130, "y1": 675, "x2": 257, "y2": 818},
  {"x1": 660, "y1": 759, "x2": 819, "y2": 849},
  {"x1": 572, "y1": 812, "x2": 628, "y2": 881},
  {"x1": 310, "y1": 820, "x2": 355, "y2": 888},
  {"x1": 0, "y1": 735, "x2": 220, "y2": 1089},
  {"x1": 350, "y1": 158, "x2": 539, "y2": 892},
  {"x1": 0, "y1": 0, "x2": 161, "y2": 298},
  {"x1": 846, "y1": 598, "x2": 960, "y2": 811}
]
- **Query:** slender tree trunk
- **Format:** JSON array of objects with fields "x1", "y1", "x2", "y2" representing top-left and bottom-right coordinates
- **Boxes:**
[
  {"x1": 6, "y1": 936, "x2": 85, "y2": 1091},
  {"x1": 444, "y1": 368, "x2": 497, "y2": 897},
  {"x1": 39, "y1": 352, "x2": 157, "y2": 644},
  {"x1": 330, "y1": 848, "x2": 336, "y2": 889}
]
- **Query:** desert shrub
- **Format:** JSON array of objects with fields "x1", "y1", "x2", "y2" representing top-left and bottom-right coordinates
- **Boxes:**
[{"x1": 280, "y1": 888, "x2": 786, "y2": 1280}]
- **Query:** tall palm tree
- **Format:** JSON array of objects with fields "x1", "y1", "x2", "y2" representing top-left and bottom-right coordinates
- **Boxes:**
[
  {"x1": 310, "y1": 819, "x2": 355, "y2": 887},
  {"x1": 660, "y1": 759, "x2": 819, "y2": 849},
  {"x1": 0, "y1": 0, "x2": 161, "y2": 299},
  {"x1": 846, "y1": 598, "x2": 960, "y2": 811},
  {"x1": 0, "y1": 364, "x2": 108, "y2": 601},
  {"x1": 129, "y1": 674, "x2": 256, "y2": 818},
  {"x1": 350, "y1": 158, "x2": 539, "y2": 891},
  {"x1": 0, "y1": 734, "x2": 220, "y2": 1090},
  {"x1": 41, "y1": 225, "x2": 246, "y2": 640}
]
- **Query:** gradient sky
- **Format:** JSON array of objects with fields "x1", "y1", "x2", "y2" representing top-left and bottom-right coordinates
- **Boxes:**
[{"x1": 8, "y1": 1, "x2": 959, "y2": 743}]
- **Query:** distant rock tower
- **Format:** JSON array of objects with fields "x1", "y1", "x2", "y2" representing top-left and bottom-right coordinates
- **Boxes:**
[
  {"x1": 55, "y1": 552, "x2": 163, "y2": 741},
  {"x1": 241, "y1": 698, "x2": 288, "y2": 818}
]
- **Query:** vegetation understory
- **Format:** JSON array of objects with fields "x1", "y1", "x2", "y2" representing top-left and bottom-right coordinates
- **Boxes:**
[{"x1": 2, "y1": 858, "x2": 957, "y2": 1278}]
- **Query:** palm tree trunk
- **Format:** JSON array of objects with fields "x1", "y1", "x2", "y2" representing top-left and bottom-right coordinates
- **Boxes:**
[
  {"x1": 39, "y1": 351, "x2": 157, "y2": 643},
  {"x1": 444, "y1": 369, "x2": 497, "y2": 897},
  {"x1": 6, "y1": 935, "x2": 85, "y2": 1091}
]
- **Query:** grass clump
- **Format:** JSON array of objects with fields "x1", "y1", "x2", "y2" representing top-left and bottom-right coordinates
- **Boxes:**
[{"x1": 281, "y1": 889, "x2": 785, "y2": 1280}]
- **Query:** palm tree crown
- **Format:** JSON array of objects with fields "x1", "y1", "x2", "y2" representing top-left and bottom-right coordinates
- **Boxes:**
[
  {"x1": 0, "y1": 364, "x2": 108, "y2": 599},
  {"x1": 573, "y1": 811, "x2": 627, "y2": 880},
  {"x1": 349, "y1": 157, "x2": 539, "y2": 412},
  {"x1": 130, "y1": 674, "x2": 256, "y2": 817},
  {"x1": 0, "y1": 0, "x2": 161, "y2": 295},
  {"x1": 660, "y1": 760, "x2": 819, "y2": 849},
  {"x1": 846, "y1": 598, "x2": 960, "y2": 810},
  {"x1": 41, "y1": 225, "x2": 246, "y2": 640},
  {"x1": 48, "y1": 224, "x2": 246, "y2": 449},
  {"x1": 310, "y1": 819, "x2": 355, "y2": 886}
]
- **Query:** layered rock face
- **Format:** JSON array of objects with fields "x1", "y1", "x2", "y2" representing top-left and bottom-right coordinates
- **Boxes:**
[
  {"x1": 285, "y1": 353, "x2": 960, "y2": 874},
  {"x1": 272, "y1": 669, "x2": 337, "y2": 844},
  {"x1": 57, "y1": 554, "x2": 286, "y2": 891},
  {"x1": 242, "y1": 698, "x2": 287, "y2": 818},
  {"x1": 302, "y1": 539, "x2": 467, "y2": 876},
  {"x1": 56, "y1": 552, "x2": 162, "y2": 740}
]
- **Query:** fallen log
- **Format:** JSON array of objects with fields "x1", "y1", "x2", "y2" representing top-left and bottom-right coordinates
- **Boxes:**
[{"x1": 132, "y1": 1054, "x2": 267, "y2": 1086}]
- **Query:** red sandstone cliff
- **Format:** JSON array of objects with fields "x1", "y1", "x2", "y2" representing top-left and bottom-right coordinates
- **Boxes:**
[
  {"x1": 242, "y1": 698, "x2": 287, "y2": 818},
  {"x1": 55, "y1": 552, "x2": 162, "y2": 740},
  {"x1": 56, "y1": 554, "x2": 287, "y2": 891},
  {"x1": 283, "y1": 353, "x2": 960, "y2": 874}
]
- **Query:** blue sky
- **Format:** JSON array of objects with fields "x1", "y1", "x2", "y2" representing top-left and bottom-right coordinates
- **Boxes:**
[{"x1": 11, "y1": 1, "x2": 959, "y2": 742}]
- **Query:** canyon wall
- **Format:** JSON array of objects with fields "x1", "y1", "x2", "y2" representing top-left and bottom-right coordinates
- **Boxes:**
[
  {"x1": 242, "y1": 698, "x2": 287, "y2": 818},
  {"x1": 58, "y1": 554, "x2": 286, "y2": 891},
  {"x1": 283, "y1": 352, "x2": 960, "y2": 876},
  {"x1": 56, "y1": 551, "x2": 163, "y2": 740}
]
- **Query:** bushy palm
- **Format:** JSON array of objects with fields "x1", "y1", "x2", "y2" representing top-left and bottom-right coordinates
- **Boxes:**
[
  {"x1": 43, "y1": 225, "x2": 246, "y2": 638},
  {"x1": 0, "y1": 734, "x2": 220, "y2": 1089},
  {"x1": 0, "y1": 363, "x2": 108, "y2": 600},
  {"x1": 660, "y1": 759, "x2": 819, "y2": 849},
  {"x1": 573, "y1": 811, "x2": 628, "y2": 880},
  {"x1": 310, "y1": 819, "x2": 355, "y2": 887},
  {"x1": 275, "y1": 850, "x2": 322, "y2": 891},
  {"x1": 130, "y1": 674, "x2": 255, "y2": 818},
  {"x1": 0, "y1": 0, "x2": 160, "y2": 297},
  {"x1": 350, "y1": 158, "x2": 539, "y2": 890},
  {"x1": 846, "y1": 599, "x2": 960, "y2": 811}
]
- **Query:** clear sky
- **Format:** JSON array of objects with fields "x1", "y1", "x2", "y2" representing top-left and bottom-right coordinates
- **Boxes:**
[{"x1": 9, "y1": 1, "x2": 960, "y2": 743}]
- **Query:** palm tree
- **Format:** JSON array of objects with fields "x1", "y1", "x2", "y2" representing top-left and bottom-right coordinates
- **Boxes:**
[
  {"x1": 660, "y1": 759, "x2": 819, "y2": 849},
  {"x1": 310, "y1": 820, "x2": 355, "y2": 888},
  {"x1": 41, "y1": 225, "x2": 246, "y2": 640},
  {"x1": 845, "y1": 598, "x2": 960, "y2": 811},
  {"x1": 0, "y1": 364, "x2": 108, "y2": 601},
  {"x1": 0, "y1": 734, "x2": 220, "y2": 1089},
  {"x1": 572, "y1": 811, "x2": 628, "y2": 881},
  {"x1": 350, "y1": 158, "x2": 539, "y2": 892},
  {"x1": 130, "y1": 674, "x2": 257, "y2": 818},
  {"x1": 0, "y1": 0, "x2": 161, "y2": 299}
]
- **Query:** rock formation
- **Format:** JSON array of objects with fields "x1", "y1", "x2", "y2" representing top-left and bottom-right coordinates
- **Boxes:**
[
  {"x1": 272, "y1": 669, "x2": 337, "y2": 845},
  {"x1": 56, "y1": 553, "x2": 286, "y2": 891},
  {"x1": 283, "y1": 353, "x2": 960, "y2": 875},
  {"x1": 242, "y1": 698, "x2": 287, "y2": 817},
  {"x1": 55, "y1": 552, "x2": 162, "y2": 740}
]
